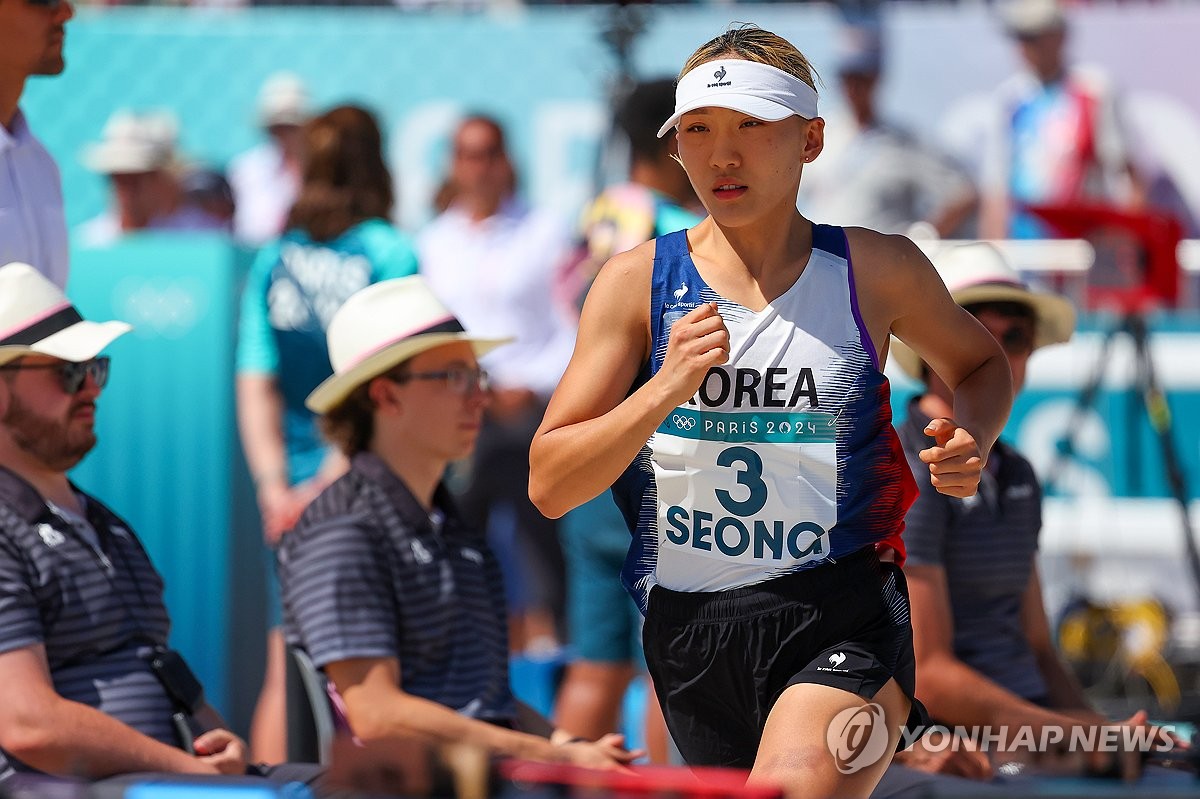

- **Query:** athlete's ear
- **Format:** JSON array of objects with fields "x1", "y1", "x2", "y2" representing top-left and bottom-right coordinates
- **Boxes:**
[{"x1": 802, "y1": 117, "x2": 825, "y2": 163}]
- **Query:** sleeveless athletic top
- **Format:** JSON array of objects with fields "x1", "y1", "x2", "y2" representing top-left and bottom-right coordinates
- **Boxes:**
[{"x1": 613, "y1": 225, "x2": 917, "y2": 611}]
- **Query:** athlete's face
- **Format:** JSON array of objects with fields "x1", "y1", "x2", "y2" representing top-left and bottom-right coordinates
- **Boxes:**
[{"x1": 675, "y1": 105, "x2": 823, "y2": 227}]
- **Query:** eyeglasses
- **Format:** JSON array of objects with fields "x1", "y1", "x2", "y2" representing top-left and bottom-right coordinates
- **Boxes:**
[
  {"x1": 998, "y1": 326, "x2": 1035, "y2": 356},
  {"x1": 0, "y1": 357, "x2": 110, "y2": 394},
  {"x1": 387, "y1": 365, "x2": 491, "y2": 396}
]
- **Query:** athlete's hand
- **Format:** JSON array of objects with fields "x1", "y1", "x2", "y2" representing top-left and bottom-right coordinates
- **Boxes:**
[
  {"x1": 659, "y1": 302, "x2": 729, "y2": 406},
  {"x1": 919, "y1": 418, "x2": 984, "y2": 498}
]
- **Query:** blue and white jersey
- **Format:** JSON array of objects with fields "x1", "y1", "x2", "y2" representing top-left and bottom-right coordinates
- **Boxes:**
[{"x1": 614, "y1": 225, "x2": 916, "y2": 611}]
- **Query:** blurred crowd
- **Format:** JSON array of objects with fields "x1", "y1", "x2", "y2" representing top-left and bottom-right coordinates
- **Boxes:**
[{"x1": 1, "y1": 0, "x2": 1197, "y2": 792}]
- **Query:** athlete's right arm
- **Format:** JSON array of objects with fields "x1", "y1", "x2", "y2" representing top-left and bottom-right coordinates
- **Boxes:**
[{"x1": 529, "y1": 245, "x2": 729, "y2": 519}]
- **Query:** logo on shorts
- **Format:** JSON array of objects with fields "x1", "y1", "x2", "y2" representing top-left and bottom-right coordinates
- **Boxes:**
[
  {"x1": 829, "y1": 652, "x2": 846, "y2": 668},
  {"x1": 826, "y1": 702, "x2": 890, "y2": 775}
]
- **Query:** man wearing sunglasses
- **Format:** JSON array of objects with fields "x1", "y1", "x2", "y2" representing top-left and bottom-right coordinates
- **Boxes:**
[
  {"x1": 0, "y1": 262, "x2": 254, "y2": 783},
  {"x1": 886, "y1": 245, "x2": 1172, "y2": 780},
  {"x1": 0, "y1": 0, "x2": 73, "y2": 289}
]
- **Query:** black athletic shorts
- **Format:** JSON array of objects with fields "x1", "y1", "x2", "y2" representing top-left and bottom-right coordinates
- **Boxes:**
[{"x1": 642, "y1": 546, "x2": 928, "y2": 768}]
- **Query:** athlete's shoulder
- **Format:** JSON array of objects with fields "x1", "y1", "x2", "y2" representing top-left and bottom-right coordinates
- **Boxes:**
[
  {"x1": 596, "y1": 238, "x2": 657, "y2": 285},
  {"x1": 843, "y1": 226, "x2": 928, "y2": 268}
]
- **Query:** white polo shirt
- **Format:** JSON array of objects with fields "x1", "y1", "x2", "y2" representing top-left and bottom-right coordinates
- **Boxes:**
[{"x1": 0, "y1": 109, "x2": 69, "y2": 288}]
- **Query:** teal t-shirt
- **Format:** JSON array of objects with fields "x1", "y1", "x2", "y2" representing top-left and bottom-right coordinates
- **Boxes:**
[{"x1": 237, "y1": 218, "x2": 418, "y2": 484}]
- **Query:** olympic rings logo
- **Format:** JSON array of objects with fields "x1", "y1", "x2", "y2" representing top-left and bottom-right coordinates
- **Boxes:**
[{"x1": 671, "y1": 414, "x2": 697, "y2": 430}]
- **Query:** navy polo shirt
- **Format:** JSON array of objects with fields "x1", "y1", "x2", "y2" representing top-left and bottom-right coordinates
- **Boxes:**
[
  {"x1": 279, "y1": 452, "x2": 515, "y2": 723},
  {"x1": 0, "y1": 467, "x2": 179, "y2": 781},
  {"x1": 898, "y1": 399, "x2": 1049, "y2": 705}
]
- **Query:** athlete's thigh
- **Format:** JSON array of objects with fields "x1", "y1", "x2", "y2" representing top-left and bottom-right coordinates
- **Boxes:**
[{"x1": 749, "y1": 678, "x2": 909, "y2": 799}]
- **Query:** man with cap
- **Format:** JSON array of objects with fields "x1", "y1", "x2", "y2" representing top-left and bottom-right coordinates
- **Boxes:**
[
  {"x1": 278, "y1": 276, "x2": 637, "y2": 769},
  {"x1": 796, "y1": 17, "x2": 976, "y2": 239},
  {"x1": 0, "y1": 262, "x2": 252, "y2": 782},
  {"x1": 980, "y1": 0, "x2": 1145, "y2": 240},
  {"x1": 893, "y1": 243, "x2": 1176, "y2": 778},
  {"x1": 229, "y1": 72, "x2": 309, "y2": 246},
  {"x1": 76, "y1": 110, "x2": 226, "y2": 248},
  {"x1": 0, "y1": 0, "x2": 74, "y2": 288}
]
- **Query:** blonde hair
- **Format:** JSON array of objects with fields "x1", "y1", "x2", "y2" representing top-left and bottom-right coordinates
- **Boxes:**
[{"x1": 680, "y1": 24, "x2": 820, "y2": 96}]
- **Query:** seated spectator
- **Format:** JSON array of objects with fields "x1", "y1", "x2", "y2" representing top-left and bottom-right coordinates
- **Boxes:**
[
  {"x1": 77, "y1": 110, "x2": 227, "y2": 247},
  {"x1": 229, "y1": 72, "x2": 308, "y2": 246},
  {"x1": 892, "y1": 242, "x2": 1179, "y2": 778},
  {"x1": 278, "y1": 276, "x2": 636, "y2": 769},
  {"x1": 0, "y1": 262, "x2": 258, "y2": 783},
  {"x1": 236, "y1": 103, "x2": 418, "y2": 764}
]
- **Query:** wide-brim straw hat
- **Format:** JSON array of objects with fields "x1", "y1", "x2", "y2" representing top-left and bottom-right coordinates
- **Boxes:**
[
  {"x1": 0, "y1": 263, "x2": 131, "y2": 367},
  {"x1": 890, "y1": 242, "x2": 1076, "y2": 379},
  {"x1": 306, "y1": 276, "x2": 513, "y2": 414}
]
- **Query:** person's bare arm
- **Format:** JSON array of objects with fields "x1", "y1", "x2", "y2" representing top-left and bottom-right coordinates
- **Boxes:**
[
  {"x1": 0, "y1": 645, "x2": 242, "y2": 777},
  {"x1": 529, "y1": 242, "x2": 729, "y2": 518},
  {"x1": 852, "y1": 230, "x2": 1012, "y2": 493},
  {"x1": 325, "y1": 657, "x2": 635, "y2": 769},
  {"x1": 1020, "y1": 565, "x2": 1101, "y2": 718},
  {"x1": 237, "y1": 373, "x2": 305, "y2": 542},
  {"x1": 906, "y1": 564, "x2": 1068, "y2": 732}
]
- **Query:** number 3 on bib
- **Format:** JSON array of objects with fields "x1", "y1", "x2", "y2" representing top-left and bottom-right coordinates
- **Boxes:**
[{"x1": 715, "y1": 446, "x2": 768, "y2": 516}]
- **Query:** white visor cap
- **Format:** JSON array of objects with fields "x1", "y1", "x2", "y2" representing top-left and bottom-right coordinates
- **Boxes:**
[{"x1": 657, "y1": 59, "x2": 819, "y2": 138}]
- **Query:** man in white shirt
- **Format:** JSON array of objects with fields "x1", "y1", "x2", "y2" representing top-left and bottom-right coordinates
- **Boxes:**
[
  {"x1": 418, "y1": 115, "x2": 577, "y2": 653},
  {"x1": 228, "y1": 72, "x2": 308, "y2": 246},
  {"x1": 0, "y1": 0, "x2": 74, "y2": 289}
]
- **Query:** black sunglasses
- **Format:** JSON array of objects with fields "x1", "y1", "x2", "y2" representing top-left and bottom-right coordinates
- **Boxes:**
[
  {"x1": 998, "y1": 326, "x2": 1035, "y2": 356},
  {"x1": 0, "y1": 357, "x2": 110, "y2": 394}
]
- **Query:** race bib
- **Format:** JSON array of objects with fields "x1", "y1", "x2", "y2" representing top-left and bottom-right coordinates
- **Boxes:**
[{"x1": 650, "y1": 407, "x2": 838, "y2": 589}]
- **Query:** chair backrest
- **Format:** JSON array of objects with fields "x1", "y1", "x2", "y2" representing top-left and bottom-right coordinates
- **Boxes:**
[{"x1": 285, "y1": 646, "x2": 336, "y2": 765}]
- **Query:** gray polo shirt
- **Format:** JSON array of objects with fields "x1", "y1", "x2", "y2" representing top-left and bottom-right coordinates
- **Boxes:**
[
  {"x1": 898, "y1": 400, "x2": 1049, "y2": 707},
  {"x1": 0, "y1": 468, "x2": 178, "y2": 782},
  {"x1": 279, "y1": 452, "x2": 515, "y2": 724}
]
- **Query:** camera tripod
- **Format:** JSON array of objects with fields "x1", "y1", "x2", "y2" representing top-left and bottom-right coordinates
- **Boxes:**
[{"x1": 1046, "y1": 311, "x2": 1200, "y2": 601}]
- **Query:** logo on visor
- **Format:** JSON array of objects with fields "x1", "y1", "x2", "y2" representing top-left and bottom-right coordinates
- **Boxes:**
[{"x1": 707, "y1": 64, "x2": 732, "y2": 89}]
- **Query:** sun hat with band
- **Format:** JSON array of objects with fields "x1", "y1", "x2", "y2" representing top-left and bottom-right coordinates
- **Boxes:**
[
  {"x1": 306, "y1": 276, "x2": 513, "y2": 414},
  {"x1": 0, "y1": 262, "x2": 131, "y2": 368},
  {"x1": 890, "y1": 242, "x2": 1076, "y2": 380},
  {"x1": 657, "y1": 58, "x2": 819, "y2": 139}
]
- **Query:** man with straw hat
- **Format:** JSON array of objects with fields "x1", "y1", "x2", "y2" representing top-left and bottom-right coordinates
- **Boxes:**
[
  {"x1": 892, "y1": 243, "x2": 1177, "y2": 779},
  {"x1": 0, "y1": 262, "x2": 251, "y2": 782},
  {"x1": 279, "y1": 275, "x2": 637, "y2": 769}
]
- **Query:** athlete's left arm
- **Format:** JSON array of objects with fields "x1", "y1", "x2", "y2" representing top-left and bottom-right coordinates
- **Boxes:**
[{"x1": 848, "y1": 229, "x2": 1013, "y2": 494}]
